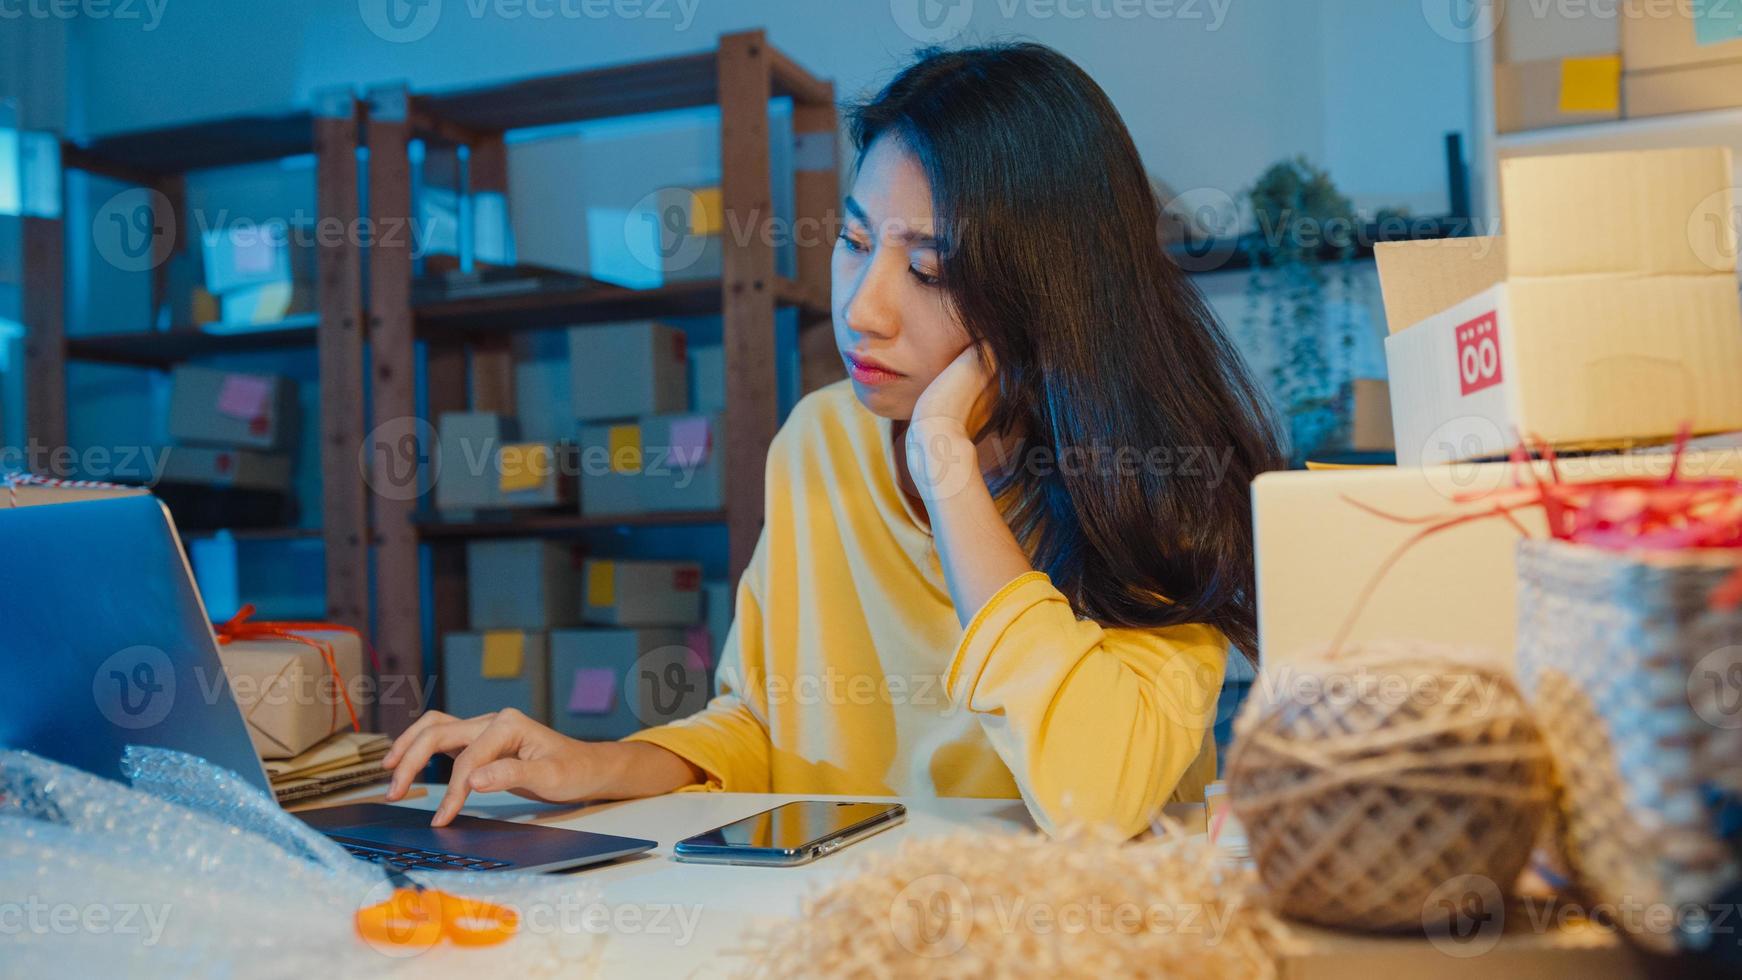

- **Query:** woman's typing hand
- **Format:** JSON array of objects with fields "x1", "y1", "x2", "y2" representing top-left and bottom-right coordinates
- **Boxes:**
[
  {"x1": 381, "y1": 708, "x2": 706, "y2": 826},
  {"x1": 381, "y1": 708, "x2": 603, "y2": 826}
]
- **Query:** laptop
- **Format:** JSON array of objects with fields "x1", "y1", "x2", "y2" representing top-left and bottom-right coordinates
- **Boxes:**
[{"x1": 0, "y1": 493, "x2": 656, "y2": 874}]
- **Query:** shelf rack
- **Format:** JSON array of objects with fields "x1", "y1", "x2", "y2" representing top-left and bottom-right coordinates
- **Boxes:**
[
  {"x1": 21, "y1": 93, "x2": 373, "y2": 646},
  {"x1": 363, "y1": 30, "x2": 840, "y2": 733}
]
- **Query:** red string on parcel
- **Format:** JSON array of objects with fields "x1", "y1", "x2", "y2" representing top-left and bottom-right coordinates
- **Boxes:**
[
  {"x1": 1331, "y1": 427, "x2": 1742, "y2": 653},
  {"x1": 214, "y1": 603, "x2": 372, "y2": 734}
]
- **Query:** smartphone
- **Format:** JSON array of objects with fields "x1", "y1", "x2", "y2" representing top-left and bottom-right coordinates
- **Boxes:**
[{"x1": 671, "y1": 801, "x2": 907, "y2": 866}]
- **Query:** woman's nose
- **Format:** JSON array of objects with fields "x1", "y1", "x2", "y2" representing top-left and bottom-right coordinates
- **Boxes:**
[{"x1": 842, "y1": 258, "x2": 901, "y2": 341}]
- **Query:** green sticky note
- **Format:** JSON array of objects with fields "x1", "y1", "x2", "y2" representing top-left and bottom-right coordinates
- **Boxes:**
[{"x1": 1695, "y1": 0, "x2": 1742, "y2": 46}]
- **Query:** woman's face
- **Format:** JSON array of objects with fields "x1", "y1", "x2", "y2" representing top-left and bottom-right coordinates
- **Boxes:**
[{"x1": 832, "y1": 136, "x2": 972, "y2": 420}]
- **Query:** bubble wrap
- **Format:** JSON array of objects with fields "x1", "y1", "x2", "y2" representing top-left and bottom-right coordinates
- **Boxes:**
[{"x1": 0, "y1": 749, "x2": 608, "y2": 977}]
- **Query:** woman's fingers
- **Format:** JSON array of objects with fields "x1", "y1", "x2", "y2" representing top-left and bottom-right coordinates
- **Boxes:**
[
  {"x1": 384, "y1": 714, "x2": 492, "y2": 801},
  {"x1": 431, "y1": 709, "x2": 529, "y2": 826},
  {"x1": 383, "y1": 708, "x2": 471, "y2": 767}
]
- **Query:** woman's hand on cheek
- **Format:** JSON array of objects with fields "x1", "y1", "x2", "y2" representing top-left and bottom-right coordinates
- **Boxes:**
[
  {"x1": 912, "y1": 344, "x2": 994, "y2": 435},
  {"x1": 908, "y1": 345, "x2": 994, "y2": 502}
]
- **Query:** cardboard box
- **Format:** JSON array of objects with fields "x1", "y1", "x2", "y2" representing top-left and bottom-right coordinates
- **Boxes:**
[
  {"x1": 167, "y1": 365, "x2": 301, "y2": 452},
  {"x1": 690, "y1": 344, "x2": 726, "y2": 414},
  {"x1": 494, "y1": 441, "x2": 576, "y2": 510},
  {"x1": 217, "y1": 630, "x2": 367, "y2": 759},
  {"x1": 639, "y1": 187, "x2": 725, "y2": 284},
  {"x1": 1624, "y1": 57, "x2": 1742, "y2": 115},
  {"x1": 201, "y1": 219, "x2": 316, "y2": 296},
  {"x1": 548, "y1": 628, "x2": 707, "y2": 740},
  {"x1": 568, "y1": 321, "x2": 689, "y2": 422},
  {"x1": 436, "y1": 412, "x2": 519, "y2": 513},
  {"x1": 577, "y1": 412, "x2": 724, "y2": 516},
  {"x1": 1, "y1": 480, "x2": 147, "y2": 508},
  {"x1": 158, "y1": 446, "x2": 294, "y2": 492},
  {"x1": 1252, "y1": 448, "x2": 1742, "y2": 673},
  {"x1": 1499, "y1": 0, "x2": 1621, "y2": 62},
  {"x1": 1348, "y1": 378, "x2": 1394, "y2": 452},
  {"x1": 1494, "y1": 56, "x2": 1622, "y2": 132},
  {"x1": 219, "y1": 279, "x2": 316, "y2": 326},
  {"x1": 581, "y1": 558, "x2": 703, "y2": 626},
  {"x1": 1622, "y1": 0, "x2": 1742, "y2": 71},
  {"x1": 441, "y1": 630, "x2": 550, "y2": 723},
  {"x1": 1375, "y1": 147, "x2": 1742, "y2": 465},
  {"x1": 466, "y1": 539, "x2": 582, "y2": 629}
]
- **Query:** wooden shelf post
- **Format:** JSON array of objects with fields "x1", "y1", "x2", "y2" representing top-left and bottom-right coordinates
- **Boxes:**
[
  {"x1": 718, "y1": 30, "x2": 780, "y2": 584},
  {"x1": 314, "y1": 87, "x2": 371, "y2": 640},
  {"x1": 364, "y1": 83, "x2": 424, "y2": 735}
]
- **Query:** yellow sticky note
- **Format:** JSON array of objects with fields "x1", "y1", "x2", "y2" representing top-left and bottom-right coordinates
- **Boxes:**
[
  {"x1": 688, "y1": 187, "x2": 722, "y2": 236},
  {"x1": 481, "y1": 631, "x2": 524, "y2": 679},
  {"x1": 1558, "y1": 55, "x2": 1620, "y2": 114},
  {"x1": 497, "y1": 443, "x2": 549, "y2": 493},
  {"x1": 588, "y1": 560, "x2": 616, "y2": 608},
  {"x1": 608, "y1": 425, "x2": 642, "y2": 474}
]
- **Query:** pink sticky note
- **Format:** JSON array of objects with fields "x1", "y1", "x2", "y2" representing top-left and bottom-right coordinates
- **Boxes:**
[
  {"x1": 567, "y1": 667, "x2": 617, "y2": 714},
  {"x1": 684, "y1": 626, "x2": 712, "y2": 672},
  {"x1": 670, "y1": 416, "x2": 711, "y2": 467},
  {"x1": 232, "y1": 231, "x2": 277, "y2": 275},
  {"x1": 216, "y1": 374, "x2": 272, "y2": 421}
]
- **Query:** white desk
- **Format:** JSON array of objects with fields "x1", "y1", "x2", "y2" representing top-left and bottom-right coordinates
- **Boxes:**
[
  {"x1": 385, "y1": 786, "x2": 1035, "y2": 975},
  {"x1": 343, "y1": 786, "x2": 1645, "y2": 978}
]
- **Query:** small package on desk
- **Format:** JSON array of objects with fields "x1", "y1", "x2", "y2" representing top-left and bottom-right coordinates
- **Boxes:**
[
  {"x1": 568, "y1": 320, "x2": 689, "y2": 422},
  {"x1": 1, "y1": 473, "x2": 147, "y2": 509},
  {"x1": 549, "y1": 628, "x2": 709, "y2": 740},
  {"x1": 167, "y1": 365, "x2": 301, "y2": 452},
  {"x1": 466, "y1": 538, "x2": 582, "y2": 630},
  {"x1": 267, "y1": 731, "x2": 392, "y2": 804},
  {"x1": 214, "y1": 620, "x2": 368, "y2": 760},
  {"x1": 577, "y1": 413, "x2": 723, "y2": 516},
  {"x1": 442, "y1": 630, "x2": 550, "y2": 722},
  {"x1": 1376, "y1": 147, "x2": 1742, "y2": 466},
  {"x1": 582, "y1": 558, "x2": 703, "y2": 626},
  {"x1": 436, "y1": 411, "x2": 519, "y2": 514}
]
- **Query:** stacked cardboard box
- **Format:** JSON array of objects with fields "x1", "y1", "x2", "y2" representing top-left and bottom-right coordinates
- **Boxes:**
[
  {"x1": 569, "y1": 320, "x2": 722, "y2": 516},
  {"x1": 548, "y1": 628, "x2": 709, "y2": 740},
  {"x1": 1377, "y1": 147, "x2": 1742, "y2": 465},
  {"x1": 1496, "y1": 1, "x2": 1742, "y2": 132},
  {"x1": 1494, "y1": 0, "x2": 1622, "y2": 132},
  {"x1": 201, "y1": 220, "x2": 316, "y2": 327},
  {"x1": 1622, "y1": 0, "x2": 1742, "y2": 117},
  {"x1": 434, "y1": 412, "x2": 574, "y2": 515},
  {"x1": 159, "y1": 365, "x2": 299, "y2": 530}
]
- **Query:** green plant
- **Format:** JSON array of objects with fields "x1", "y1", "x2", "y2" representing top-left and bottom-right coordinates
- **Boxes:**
[{"x1": 1241, "y1": 157, "x2": 1366, "y2": 466}]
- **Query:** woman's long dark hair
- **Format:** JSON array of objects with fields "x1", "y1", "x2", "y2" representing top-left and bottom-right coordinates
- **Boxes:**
[{"x1": 851, "y1": 43, "x2": 1283, "y2": 656}]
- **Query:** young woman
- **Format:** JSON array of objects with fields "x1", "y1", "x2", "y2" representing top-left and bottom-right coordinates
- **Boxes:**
[{"x1": 384, "y1": 42, "x2": 1281, "y2": 839}]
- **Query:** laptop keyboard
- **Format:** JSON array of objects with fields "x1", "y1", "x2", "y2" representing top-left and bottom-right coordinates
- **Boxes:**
[{"x1": 338, "y1": 840, "x2": 513, "y2": 872}]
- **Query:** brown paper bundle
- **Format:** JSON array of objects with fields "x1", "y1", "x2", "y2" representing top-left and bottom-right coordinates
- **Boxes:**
[{"x1": 735, "y1": 826, "x2": 1287, "y2": 978}]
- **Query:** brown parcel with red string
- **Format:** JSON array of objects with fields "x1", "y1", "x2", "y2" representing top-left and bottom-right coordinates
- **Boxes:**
[
  {"x1": 217, "y1": 628, "x2": 368, "y2": 759},
  {"x1": 1376, "y1": 147, "x2": 1742, "y2": 467},
  {"x1": 1252, "y1": 448, "x2": 1742, "y2": 672}
]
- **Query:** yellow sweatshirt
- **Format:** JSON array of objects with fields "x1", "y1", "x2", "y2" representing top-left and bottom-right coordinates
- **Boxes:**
[{"x1": 624, "y1": 381, "x2": 1226, "y2": 838}]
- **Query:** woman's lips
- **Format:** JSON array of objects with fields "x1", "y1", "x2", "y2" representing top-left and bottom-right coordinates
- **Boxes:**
[{"x1": 846, "y1": 352, "x2": 903, "y2": 386}]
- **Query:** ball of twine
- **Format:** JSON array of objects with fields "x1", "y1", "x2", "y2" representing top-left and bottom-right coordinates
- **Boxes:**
[{"x1": 1226, "y1": 643, "x2": 1554, "y2": 932}]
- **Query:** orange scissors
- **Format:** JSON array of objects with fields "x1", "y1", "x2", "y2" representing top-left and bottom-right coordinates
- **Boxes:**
[{"x1": 355, "y1": 873, "x2": 519, "y2": 950}]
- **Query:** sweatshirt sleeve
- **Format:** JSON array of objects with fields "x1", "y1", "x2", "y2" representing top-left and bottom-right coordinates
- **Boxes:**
[
  {"x1": 620, "y1": 545, "x2": 773, "y2": 793},
  {"x1": 945, "y1": 571, "x2": 1227, "y2": 839}
]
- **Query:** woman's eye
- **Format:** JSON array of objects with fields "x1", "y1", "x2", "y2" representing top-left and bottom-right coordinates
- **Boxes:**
[
  {"x1": 837, "y1": 230, "x2": 870, "y2": 253},
  {"x1": 910, "y1": 266, "x2": 940, "y2": 287}
]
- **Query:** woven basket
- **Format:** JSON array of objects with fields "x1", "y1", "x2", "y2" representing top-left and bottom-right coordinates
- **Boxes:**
[{"x1": 1515, "y1": 538, "x2": 1742, "y2": 954}]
